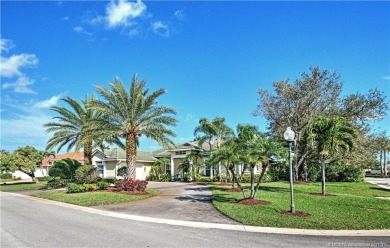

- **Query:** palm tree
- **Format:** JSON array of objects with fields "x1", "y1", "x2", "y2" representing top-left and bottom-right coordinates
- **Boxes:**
[
  {"x1": 152, "y1": 157, "x2": 170, "y2": 179},
  {"x1": 45, "y1": 96, "x2": 106, "y2": 165},
  {"x1": 307, "y1": 115, "x2": 357, "y2": 195},
  {"x1": 194, "y1": 117, "x2": 233, "y2": 179},
  {"x1": 89, "y1": 75, "x2": 177, "y2": 180}
]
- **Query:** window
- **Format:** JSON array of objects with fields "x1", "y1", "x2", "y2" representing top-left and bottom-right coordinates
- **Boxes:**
[
  {"x1": 96, "y1": 161, "x2": 104, "y2": 177},
  {"x1": 175, "y1": 151, "x2": 186, "y2": 155},
  {"x1": 165, "y1": 163, "x2": 171, "y2": 174}
]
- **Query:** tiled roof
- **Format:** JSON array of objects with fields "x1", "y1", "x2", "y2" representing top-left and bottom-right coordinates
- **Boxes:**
[
  {"x1": 42, "y1": 152, "x2": 84, "y2": 165},
  {"x1": 103, "y1": 148, "x2": 156, "y2": 162}
]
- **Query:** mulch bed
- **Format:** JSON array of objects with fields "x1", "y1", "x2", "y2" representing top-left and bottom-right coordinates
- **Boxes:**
[
  {"x1": 279, "y1": 210, "x2": 310, "y2": 217},
  {"x1": 309, "y1": 193, "x2": 337, "y2": 197},
  {"x1": 224, "y1": 188, "x2": 242, "y2": 192},
  {"x1": 233, "y1": 198, "x2": 271, "y2": 206}
]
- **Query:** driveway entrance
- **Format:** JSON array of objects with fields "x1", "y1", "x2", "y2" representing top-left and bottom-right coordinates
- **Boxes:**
[{"x1": 93, "y1": 182, "x2": 238, "y2": 224}]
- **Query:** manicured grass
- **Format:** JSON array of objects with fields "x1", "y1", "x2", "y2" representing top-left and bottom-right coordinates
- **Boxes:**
[
  {"x1": 210, "y1": 181, "x2": 390, "y2": 230},
  {"x1": 0, "y1": 182, "x2": 47, "y2": 191},
  {"x1": 33, "y1": 188, "x2": 159, "y2": 206}
]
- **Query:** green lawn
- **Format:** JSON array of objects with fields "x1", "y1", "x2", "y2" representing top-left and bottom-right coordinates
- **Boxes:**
[
  {"x1": 33, "y1": 188, "x2": 159, "y2": 206},
  {"x1": 210, "y1": 181, "x2": 390, "y2": 230},
  {"x1": 0, "y1": 182, "x2": 47, "y2": 191}
]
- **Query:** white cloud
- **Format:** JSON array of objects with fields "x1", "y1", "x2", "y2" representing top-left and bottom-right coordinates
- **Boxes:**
[
  {"x1": 0, "y1": 113, "x2": 53, "y2": 151},
  {"x1": 0, "y1": 53, "x2": 38, "y2": 78},
  {"x1": 0, "y1": 38, "x2": 15, "y2": 53},
  {"x1": 383, "y1": 76, "x2": 390, "y2": 81},
  {"x1": 0, "y1": 38, "x2": 39, "y2": 94},
  {"x1": 185, "y1": 113, "x2": 193, "y2": 121},
  {"x1": 33, "y1": 95, "x2": 61, "y2": 109},
  {"x1": 106, "y1": 0, "x2": 146, "y2": 28},
  {"x1": 174, "y1": 9, "x2": 185, "y2": 20},
  {"x1": 73, "y1": 26, "x2": 93, "y2": 36},
  {"x1": 2, "y1": 76, "x2": 36, "y2": 94},
  {"x1": 63, "y1": 16, "x2": 69, "y2": 21},
  {"x1": 151, "y1": 21, "x2": 170, "y2": 37}
]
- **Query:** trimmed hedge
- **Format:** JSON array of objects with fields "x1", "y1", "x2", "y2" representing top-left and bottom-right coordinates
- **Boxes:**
[{"x1": 0, "y1": 173, "x2": 13, "y2": 179}]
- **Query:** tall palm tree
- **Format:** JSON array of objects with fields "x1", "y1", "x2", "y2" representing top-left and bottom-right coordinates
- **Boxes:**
[
  {"x1": 307, "y1": 115, "x2": 357, "y2": 195},
  {"x1": 45, "y1": 96, "x2": 106, "y2": 165},
  {"x1": 89, "y1": 75, "x2": 177, "y2": 179},
  {"x1": 194, "y1": 117, "x2": 233, "y2": 178}
]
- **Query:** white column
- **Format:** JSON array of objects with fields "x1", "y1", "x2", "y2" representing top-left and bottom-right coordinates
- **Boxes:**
[{"x1": 170, "y1": 157, "x2": 174, "y2": 180}]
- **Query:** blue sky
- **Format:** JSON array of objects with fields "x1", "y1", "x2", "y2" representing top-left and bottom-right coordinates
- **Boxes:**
[{"x1": 1, "y1": 0, "x2": 389, "y2": 153}]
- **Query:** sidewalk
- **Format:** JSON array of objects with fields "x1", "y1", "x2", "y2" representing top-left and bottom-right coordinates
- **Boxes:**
[{"x1": 365, "y1": 177, "x2": 390, "y2": 190}]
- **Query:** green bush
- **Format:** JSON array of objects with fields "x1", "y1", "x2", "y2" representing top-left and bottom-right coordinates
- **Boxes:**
[
  {"x1": 75, "y1": 165, "x2": 99, "y2": 184},
  {"x1": 159, "y1": 173, "x2": 171, "y2": 182},
  {"x1": 36, "y1": 176, "x2": 51, "y2": 181},
  {"x1": 197, "y1": 176, "x2": 213, "y2": 182},
  {"x1": 97, "y1": 181, "x2": 109, "y2": 190},
  {"x1": 146, "y1": 174, "x2": 158, "y2": 181},
  {"x1": 44, "y1": 177, "x2": 68, "y2": 189},
  {"x1": 49, "y1": 158, "x2": 82, "y2": 179},
  {"x1": 267, "y1": 162, "x2": 289, "y2": 181},
  {"x1": 103, "y1": 177, "x2": 116, "y2": 184},
  {"x1": 67, "y1": 183, "x2": 97, "y2": 193},
  {"x1": 117, "y1": 166, "x2": 128, "y2": 179},
  {"x1": 337, "y1": 167, "x2": 364, "y2": 182},
  {"x1": 67, "y1": 183, "x2": 86, "y2": 193},
  {"x1": 0, "y1": 173, "x2": 12, "y2": 179}
]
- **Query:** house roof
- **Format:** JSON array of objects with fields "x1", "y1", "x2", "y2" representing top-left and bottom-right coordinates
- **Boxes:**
[
  {"x1": 102, "y1": 148, "x2": 156, "y2": 162},
  {"x1": 42, "y1": 152, "x2": 84, "y2": 165}
]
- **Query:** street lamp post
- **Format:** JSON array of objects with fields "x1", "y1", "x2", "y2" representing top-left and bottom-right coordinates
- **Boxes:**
[{"x1": 284, "y1": 127, "x2": 295, "y2": 213}]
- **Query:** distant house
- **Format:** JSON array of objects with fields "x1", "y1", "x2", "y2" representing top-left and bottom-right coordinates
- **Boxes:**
[
  {"x1": 91, "y1": 141, "x2": 261, "y2": 180},
  {"x1": 41, "y1": 141, "x2": 262, "y2": 180}
]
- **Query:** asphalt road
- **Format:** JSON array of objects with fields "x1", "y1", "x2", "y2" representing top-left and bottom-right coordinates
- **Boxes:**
[{"x1": 1, "y1": 193, "x2": 389, "y2": 248}]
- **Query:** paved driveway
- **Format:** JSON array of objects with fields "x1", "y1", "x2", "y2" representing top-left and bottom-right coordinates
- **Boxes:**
[{"x1": 93, "y1": 182, "x2": 238, "y2": 224}]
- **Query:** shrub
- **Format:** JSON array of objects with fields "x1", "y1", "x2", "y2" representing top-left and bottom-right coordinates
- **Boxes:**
[
  {"x1": 67, "y1": 183, "x2": 86, "y2": 193},
  {"x1": 103, "y1": 177, "x2": 116, "y2": 184},
  {"x1": 146, "y1": 175, "x2": 158, "y2": 181},
  {"x1": 117, "y1": 166, "x2": 128, "y2": 179},
  {"x1": 160, "y1": 173, "x2": 171, "y2": 182},
  {"x1": 338, "y1": 167, "x2": 364, "y2": 182},
  {"x1": 36, "y1": 176, "x2": 51, "y2": 181},
  {"x1": 45, "y1": 177, "x2": 68, "y2": 189},
  {"x1": 114, "y1": 179, "x2": 148, "y2": 192},
  {"x1": 0, "y1": 173, "x2": 12, "y2": 179},
  {"x1": 67, "y1": 183, "x2": 97, "y2": 193},
  {"x1": 197, "y1": 176, "x2": 213, "y2": 182},
  {"x1": 97, "y1": 181, "x2": 109, "y2": 190},
  {"x1": 75, "y1": 165, "x2": 99, "y2": 184},
  {"x1": 49, "y1": 158, "x2": 82, "y2": 179}
]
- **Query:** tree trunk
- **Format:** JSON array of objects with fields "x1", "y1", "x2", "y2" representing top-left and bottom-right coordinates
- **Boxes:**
[
  {"x1": 384, "y1": 150, "x2": 388, "y2": 177},
  {"x1": 126, "y1": 134, "x2": 137, "y2": 180},
  {"x1": 84, "y1": 141, "x2": 93, "y2": 165},
  {"x1": 230, "y1": 167, "x2": 246, "y2": 199},
  {"x1": 321, "y1": 158, "x2": 326, "y2": 195},
  {"x1": 249, "y1": 163, "x2": 255, "y2": 198},
  {"x1": 252, "y1": 163, "x2": 268, "y2": 199},
  {"x1": 380, "y1": 151, "x2": 384, "y2": 176}
]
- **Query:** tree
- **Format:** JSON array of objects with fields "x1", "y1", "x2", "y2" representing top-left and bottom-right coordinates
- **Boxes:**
[
  {"x1": 1, "y1": 146, "x2": 53, "y2": 181},
  {"x1": 306, "y1": 116, "x2": 357, "y2": 195},
  {"x1": 89, "y1": 75, "x2": 177, "y2": 180},
  {"x1": 45, "y1": 96, "x2": 113, "y2": 165},
  {"x1": 194, "y1": 117, "x2": 233, "y2": 179},
  {"x1": 49, "y1": 158, "x2": 82, "y2": 179},
  {"x1": 152, "y1": 157, "x2": 170, "y2": 180},
  {"x1": 254, "y1": 66, "x2": 388, "y2": 180},
  {"x1": 254, "y1": 66, "x2": 342, "y2": 180}
]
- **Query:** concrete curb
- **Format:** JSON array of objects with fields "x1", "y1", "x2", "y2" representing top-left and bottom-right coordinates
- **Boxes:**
[{"x1": 4, "y1": 192, "x2": 390, "y2": 237}]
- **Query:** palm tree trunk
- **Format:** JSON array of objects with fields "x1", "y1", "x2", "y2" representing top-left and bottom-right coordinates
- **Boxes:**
[
  {"x1": 249, "y1": 163, "x2": 255, "y2": 198},
  {"x1": 252, "y1": 163, "x2": 268, "y2": 199},
  {"x1": 126, "y1": 134, "x2": 137, "y2": 180},
  {"x1": 230, "y1": 167, "x2": 246, "y2": 199}
]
